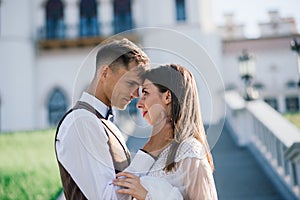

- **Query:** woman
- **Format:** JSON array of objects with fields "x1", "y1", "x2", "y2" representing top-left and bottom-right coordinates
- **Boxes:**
[{"x1": 113, "y1": 64, "x2": 218, "y2": 200}]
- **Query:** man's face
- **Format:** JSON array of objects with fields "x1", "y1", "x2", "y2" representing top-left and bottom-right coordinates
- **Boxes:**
[{"x1": 107, "y1": 62, "x2": 142, "y2": 110}]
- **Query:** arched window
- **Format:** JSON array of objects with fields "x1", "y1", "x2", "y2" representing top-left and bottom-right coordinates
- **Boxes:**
[
  {"x1": 47, "y1": 88, "x2": 68, "y2": 126},
  {"x1": 113, "y1": 0, "x2": 133, "y2": 34},
  {"x1": 175, "y1": 0, "x2": 186, "y2": 21},
  {"x1": 45, "y1": 0, "x2": 65, "y2": 39},
  {"x1": 79, "y1": 0, "x2": 99, "y2": 37}
]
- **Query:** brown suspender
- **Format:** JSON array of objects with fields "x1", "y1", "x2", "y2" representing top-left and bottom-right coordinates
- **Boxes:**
[{"x1": 54, "y1": 101, "x2": 131, "y2": 199}]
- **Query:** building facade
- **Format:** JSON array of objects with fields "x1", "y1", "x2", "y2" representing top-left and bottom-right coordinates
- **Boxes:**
[
  {"x1": 0, "y1": 0, "x2": 223, "y2": 131},
  {"x1": 219, "y1": 10, "x2": 300, "y2": 113},
  {"x1": 2, "y1": 1, "x2": 298, "y2": 132}
]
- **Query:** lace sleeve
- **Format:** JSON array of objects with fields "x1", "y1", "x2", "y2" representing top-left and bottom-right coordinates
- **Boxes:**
[
  {"x1": 178, "y1": 157, "x2": 218, "y2": 200},
  {"x1": 145, "y1": 192, "x2": 152, "y2": 200},
  {"x1": 140, "y1": 176, "x2": 183, "y2": 200}
]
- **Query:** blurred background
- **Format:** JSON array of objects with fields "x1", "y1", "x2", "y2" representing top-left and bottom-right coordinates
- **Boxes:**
[{"x1": 1, "y1": 0, "x2": 300, "y2": 199}]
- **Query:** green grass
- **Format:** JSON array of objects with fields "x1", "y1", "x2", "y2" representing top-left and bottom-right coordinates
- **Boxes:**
[
  {"x1": 0, "y1": 129, "x2": 62, "y2": 200},
  {"x1": 283, "y1": 112, "x2": 300, "y2": 129}
]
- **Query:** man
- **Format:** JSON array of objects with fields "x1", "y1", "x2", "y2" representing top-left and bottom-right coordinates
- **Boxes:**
[{"x1": 55, "y1": 38, "x2": 156, "y2": 199}]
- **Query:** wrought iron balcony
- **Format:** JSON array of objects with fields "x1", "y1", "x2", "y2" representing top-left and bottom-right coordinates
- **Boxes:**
[{"x1": 37, "y1": 21, "x2": 138, "y2": 49}]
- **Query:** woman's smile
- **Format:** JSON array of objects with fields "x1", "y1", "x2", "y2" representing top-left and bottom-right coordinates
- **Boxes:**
[{"x1": 142, "y1": 111, "x2": 148, "y2": 117}]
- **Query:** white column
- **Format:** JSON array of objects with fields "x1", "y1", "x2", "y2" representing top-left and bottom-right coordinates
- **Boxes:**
[
  {"x1": 132, "y1": 0, "x2": 142, "y2": 27},
  {"x1": 99, "y1": 0, "x2": 113, "y2": 36},
  {"x1": 65, "y1": 0, "x2": 79, "y2": 39},
  {"x1": 198, "y1": 0, "x2": 214, "y2": 33},
  {"x1": 186, "y1": 0, "x2": 200, "y2": 25},
  {"x1": 138, "y1": 0, "x2": 173, "y2": 27},
  {"x1": 278, "y1": 94, "x2": 286, "y2": 113}
]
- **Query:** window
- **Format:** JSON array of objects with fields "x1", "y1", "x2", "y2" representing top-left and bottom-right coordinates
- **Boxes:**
[
  {"x1": 113, "y1": 0, "x2": 133, "y2": 34},
  {"x1": 285, "y1": 96, "x2": 299, "y2": 112},
  {"x1": 286, "y1": 80, "x2": 297, "y2": 89},
  {"x1": 47, "y1": 88, "x2": 68, "y2": 126},
  {"x1": 175, "y1": 0, "x2": 186, "y2": 21},
  {"x1": 264, "y1": 98, "x2": 278, "y2": 111},
  {"x1": 45, "y1": 0, "x2": 65, "y2": 39},
  {"x1": 79, "y1": 0, "x2": 99, "y2": 37},
  {"x1": 253, "y1": 82, "x2": 265, "y2": 90}
]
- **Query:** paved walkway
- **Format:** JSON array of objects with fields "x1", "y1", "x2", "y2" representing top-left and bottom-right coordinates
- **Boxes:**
[{"x1": 212, "y1": 127, "x2": 284, "y2": 200}]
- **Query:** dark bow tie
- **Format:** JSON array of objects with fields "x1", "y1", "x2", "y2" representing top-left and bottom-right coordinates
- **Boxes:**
[{"x1": 106, "y1": 108, "x2": 114, "y2": 122}]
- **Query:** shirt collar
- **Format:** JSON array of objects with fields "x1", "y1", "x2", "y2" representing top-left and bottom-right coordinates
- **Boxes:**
[{"x1": 80, "y1": 92, "x2": 111, "y2": 118}]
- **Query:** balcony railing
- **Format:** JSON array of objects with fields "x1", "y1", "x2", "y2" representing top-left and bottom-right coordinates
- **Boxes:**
[
  {"x1": 225, "y1": 90, "x2": 300, "y2": 200},
  {"x1": 37, "y1": 21, "x2": 138, "y2": 49}
]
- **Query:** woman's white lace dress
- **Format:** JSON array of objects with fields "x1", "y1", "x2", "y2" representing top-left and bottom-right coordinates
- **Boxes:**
[{"x1": 140, "y1": 137, "x2": 218, "y2": 200}]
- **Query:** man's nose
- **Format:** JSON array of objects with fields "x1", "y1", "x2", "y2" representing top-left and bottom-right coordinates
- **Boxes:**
[
  {"x1": 137, "y1": 98, "x2": 144, "y2": 109},
  {"x1": 131, "y1": 88, "x2": 139, "y2": 98}
]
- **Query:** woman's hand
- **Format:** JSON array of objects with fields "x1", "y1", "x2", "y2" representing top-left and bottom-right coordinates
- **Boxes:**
[{"x1": 113, "y1": 172, "x2": 147, "y2": 200}]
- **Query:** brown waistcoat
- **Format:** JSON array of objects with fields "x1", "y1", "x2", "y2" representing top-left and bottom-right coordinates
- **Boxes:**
[{"x1": 54, "y1": 101, "x2": 131, "y2": 200}]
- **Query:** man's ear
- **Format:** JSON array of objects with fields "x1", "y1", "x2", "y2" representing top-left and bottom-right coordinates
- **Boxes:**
[
  {"x1": 99, "y1": 65, "x2": 109, "y2": 80},
  {"x1": 164, "y1": 90, "x2": 172, "y2": 105}
]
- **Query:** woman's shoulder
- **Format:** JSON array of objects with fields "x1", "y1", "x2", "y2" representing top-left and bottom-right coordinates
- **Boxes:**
[{"x1": 175, "y1": 137, "x2": 207, "y2": 162}]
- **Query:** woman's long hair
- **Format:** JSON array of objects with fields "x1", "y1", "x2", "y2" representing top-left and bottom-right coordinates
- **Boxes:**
[{"x1": 141, "y1": 64, "x2": 214, "y2": 172}]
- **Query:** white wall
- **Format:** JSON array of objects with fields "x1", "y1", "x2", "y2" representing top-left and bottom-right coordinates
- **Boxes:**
[
  {"x1": 36, "y1": 47, "x2": 95, "y2": 129},
  {"x1": 0, "y1": 0, "x2": 36, "y2": 131},
  {"x1": 1, "y1": 0, "x2": 34, "y2": 38}
]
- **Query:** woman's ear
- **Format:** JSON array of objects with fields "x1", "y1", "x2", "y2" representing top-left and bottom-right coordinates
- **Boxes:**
[{"x1": 164, "y1": 90, "x2": 172, "y2": 105}]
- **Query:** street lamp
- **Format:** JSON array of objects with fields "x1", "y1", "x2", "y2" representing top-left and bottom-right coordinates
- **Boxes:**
[
  {"x1": 290, "y1": 38, "x2": 300, "y2": 88},
  {"x1": 238, "y1": 50, "x2": 259, "y2": 101}
]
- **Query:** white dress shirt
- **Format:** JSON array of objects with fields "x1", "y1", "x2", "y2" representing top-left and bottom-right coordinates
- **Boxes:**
[{"x1": 56, "y1": 92, "x2": 155, "y2": 199}]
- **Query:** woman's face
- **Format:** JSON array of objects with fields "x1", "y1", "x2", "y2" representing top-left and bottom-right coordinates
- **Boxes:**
[{"x1": 137, "y1": 79, "x2": 170, "y2": 126}]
